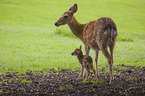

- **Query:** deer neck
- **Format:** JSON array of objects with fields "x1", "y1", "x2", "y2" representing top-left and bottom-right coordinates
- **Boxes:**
[
  {"x1": 77, "y1": 54, "x2": 83, "y2": 64},
  {"x1": 68, "y1": 16, "x2": 84, "y2": 40}
]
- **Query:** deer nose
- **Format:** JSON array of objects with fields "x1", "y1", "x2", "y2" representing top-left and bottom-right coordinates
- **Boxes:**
[
  {"x1": 55, "y1": 22, "x2": 60, "y2": 27},
  {"x1": 71, "y1": 53, "x2": 74, "y2": 55},
  {"x1": 55, "y1": 22, "x2": 57, "y2": 26}
]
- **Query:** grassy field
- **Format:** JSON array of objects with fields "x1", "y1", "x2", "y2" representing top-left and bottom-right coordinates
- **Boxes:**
[{"x1": 0, "y1": 0, "x2": 145, "y2": 74}]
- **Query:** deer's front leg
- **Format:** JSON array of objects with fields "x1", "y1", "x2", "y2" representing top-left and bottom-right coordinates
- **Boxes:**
[
  {"x1": 76, "y1": 65, "x2": 84, "y2": 80},
  {"x1": 85, "y1": 45, "x2": 90, "y2": 55}
]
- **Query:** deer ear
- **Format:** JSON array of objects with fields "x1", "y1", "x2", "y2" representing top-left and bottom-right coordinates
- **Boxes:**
[
  {"x1": 79, "y1": 45, "x2": 82, "y2": 49},
  {"x1": 69, "y1": 3, "x2": 78, "y2": 14}
]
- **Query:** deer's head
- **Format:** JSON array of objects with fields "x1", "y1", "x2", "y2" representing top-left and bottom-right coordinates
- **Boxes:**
[
  {"x1": 55, "y1": 4, "x2": 78, "y2": 27},
  {"x1": 71, "y1": 45, "x2": 82, "y2": 56}
]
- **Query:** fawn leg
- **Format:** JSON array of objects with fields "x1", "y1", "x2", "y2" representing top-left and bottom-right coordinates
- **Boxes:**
[
  {"x1": 82, "y1": 68, "x2": 86, "y2": 78},
  {"x1": 85, "y1": 68, "x2": 90, "y2": 80},
  {"x1": 76, "y1": 65, "x2": 84, "y2": 80},
  {"x1": 95, "y1": 50, "x2": 100, "y2": 77}
]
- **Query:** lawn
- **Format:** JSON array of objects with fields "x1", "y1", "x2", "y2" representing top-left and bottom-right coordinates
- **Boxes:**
[{"x1": 0, "y1": 0, "x2": 145, "y2": 74}]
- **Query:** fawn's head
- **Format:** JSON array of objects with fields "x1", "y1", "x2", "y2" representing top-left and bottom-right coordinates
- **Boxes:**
[
  {"x1": 71, "y1": 45, "x2": 83, "y2": 56},
  {"x1": 55, "y1": 4, "x2": 78, "y2": 27}
]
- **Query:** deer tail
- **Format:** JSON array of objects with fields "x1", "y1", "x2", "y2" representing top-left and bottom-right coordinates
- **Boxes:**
[{"x1": 106, "y1": 25, "x2": 117, "y2": 40}]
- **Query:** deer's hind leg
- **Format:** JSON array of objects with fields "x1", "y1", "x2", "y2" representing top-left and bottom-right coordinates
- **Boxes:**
[
  {"x1": 91, "y1": 65, "x2": 98, "y2": 79},
  {"x1": 109, "y1": 36, "x2": 117, "y2": 81},
  {"x1": 100, "y1": 46, "x2": 113, "y2": 84},
  {"x1": 97, "y1": 30, "x2": 115, "y2": 83},
  {"x1": 95, "y1": 50, "x2": 100, "y2": 77},
  {"x1": 82, "y1": 68, "x2": 86, "y2": 78},
  {"x1": 85, "y1": 67, "x2": 90, "y2": 80},
  {"x1": 84, "y1": 63, "x2": 90, "y2": 80}
]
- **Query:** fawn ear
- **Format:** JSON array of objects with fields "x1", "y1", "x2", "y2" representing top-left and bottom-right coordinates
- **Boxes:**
[
  {"x1": 69, "y1": 3, "x2": 78, "y2": 14},
  {"x1": 79, "y1": 45, "x2": 82, "y2": 49}
]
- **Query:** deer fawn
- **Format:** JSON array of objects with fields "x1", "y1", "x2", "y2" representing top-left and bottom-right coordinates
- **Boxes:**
[
  {"x1": 71, "y1": 46, "x2": 97, "y2": 80},
  {"x1": 55, "y1": 4, "x2": 117, "y2": 83}
]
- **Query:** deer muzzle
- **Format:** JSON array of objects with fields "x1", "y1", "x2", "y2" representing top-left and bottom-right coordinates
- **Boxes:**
[
  {"x1": 71, "y1": 52, "x2": 77, "y2": 55},
  {"x1": 71, "y1": 53, "x2": 74, "y2": 55},
  {"x1": 55, "y1": 22, "x2": 60, "y2": 27}
]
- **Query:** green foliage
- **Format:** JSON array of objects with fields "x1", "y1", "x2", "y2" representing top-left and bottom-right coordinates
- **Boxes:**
[
  {"x1": 0, "y1": 0, "x2": 145, "y2": 74},
  {"x1": 0, "y1": 89, "x2": 3, "y2": 93},
  {"x1": 59, "y1": 85, "x2": 64, "y2": 91},
  {"x1": 82, "y1": 80, "x2": 88, "y2": 84},
  {"x1": 90, "y1": 79, "x2": 106, "y2": 84},
  {"x1": 21, "y1": 79, "x2": 31, "y2": 84},
  {"x1": 114, "y1": 66, "x2": 127, "y2": 71},
  {"x1": 59, "y1": 84, "x2": 73, "y2": 91}
]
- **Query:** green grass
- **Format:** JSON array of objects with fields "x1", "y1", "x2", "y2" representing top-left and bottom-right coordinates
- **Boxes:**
[{"x1": 0, "y1": 0, "x2": 145, "y2": 74}]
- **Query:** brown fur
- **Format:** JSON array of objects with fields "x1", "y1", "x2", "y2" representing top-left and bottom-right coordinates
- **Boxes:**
[
  {"x1": 71, "y1": 46, "x2": 97, "y2": 80},
  {"x1": 55, "y1": 4, "x2": 117, "y2": 83}
]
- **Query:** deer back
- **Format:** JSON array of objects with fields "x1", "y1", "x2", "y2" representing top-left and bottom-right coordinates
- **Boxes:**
[{"x1": 82, "y1": 17, "x2": 117, "y2": 51}]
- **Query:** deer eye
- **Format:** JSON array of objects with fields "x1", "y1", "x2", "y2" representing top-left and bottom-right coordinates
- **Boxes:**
[
  {"x1": 76, "y1": 50, "x2": 79, "y2": 53},
  {"x1": 64, "y1": 15, "x2": 68, "y2": 18}
]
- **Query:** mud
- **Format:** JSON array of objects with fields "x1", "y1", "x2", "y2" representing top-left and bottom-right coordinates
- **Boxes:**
[{"x1": 0, "y1": 64, "x2": 145, "y2": 95}]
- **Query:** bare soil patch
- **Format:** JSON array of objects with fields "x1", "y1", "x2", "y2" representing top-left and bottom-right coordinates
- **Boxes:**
[{"x1": 0, "y1": 64, "x2": 145, "y2": 95}]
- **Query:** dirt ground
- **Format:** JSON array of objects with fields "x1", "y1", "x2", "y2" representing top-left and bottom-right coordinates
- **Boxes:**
[{"x1": 0, "y1": 64, "x2": 145, "y2": 96}]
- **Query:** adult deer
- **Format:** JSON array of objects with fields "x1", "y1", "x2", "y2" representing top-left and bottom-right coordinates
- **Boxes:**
[{"x1": 55, "y1": 4, "x2": 117, "y2": 83}]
